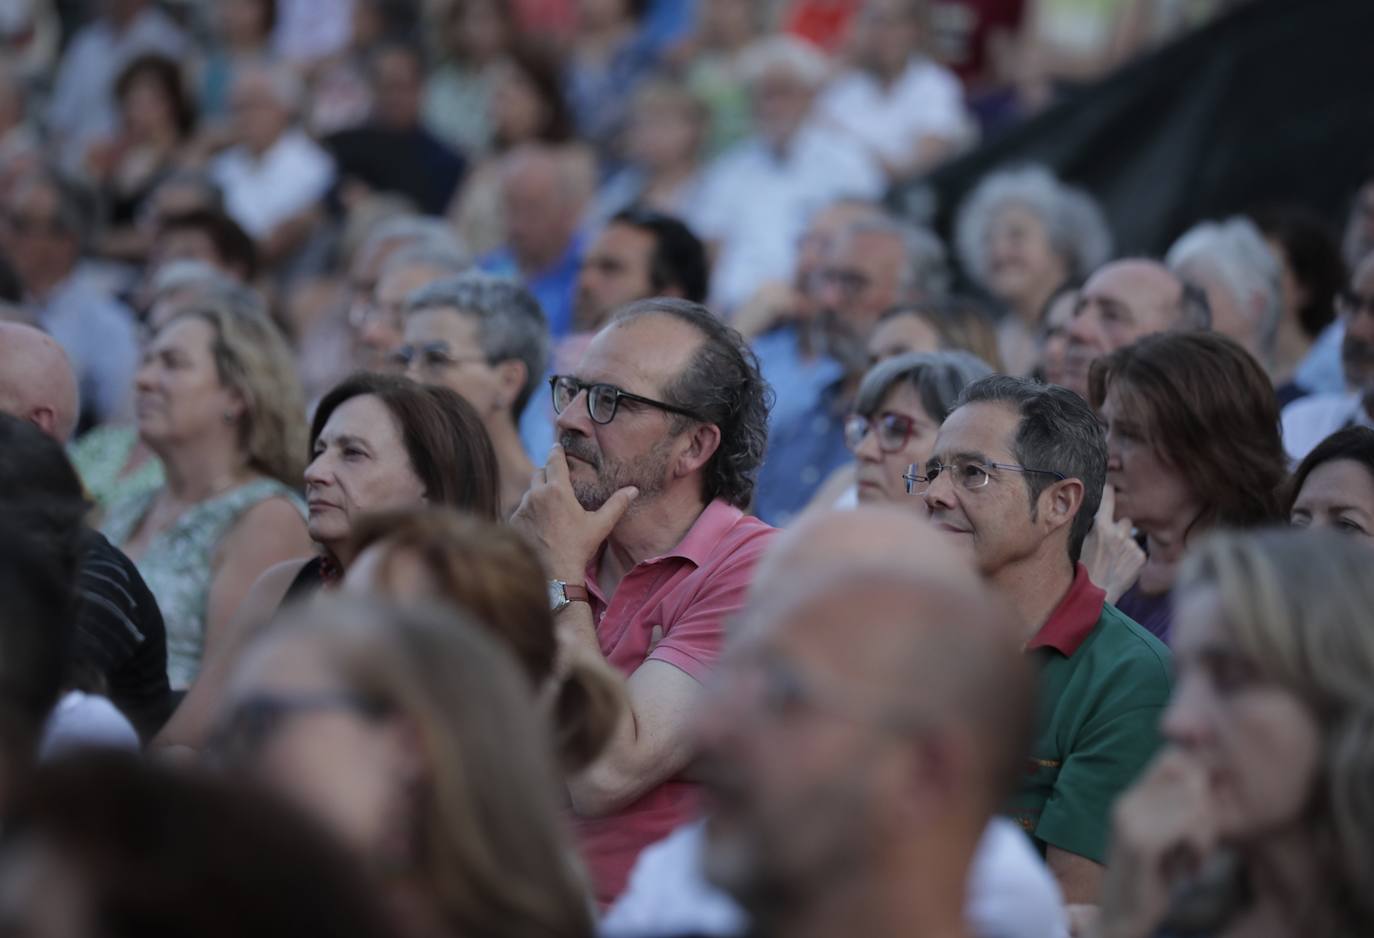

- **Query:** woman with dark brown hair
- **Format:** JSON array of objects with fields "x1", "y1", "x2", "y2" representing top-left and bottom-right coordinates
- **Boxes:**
[
  {"x1": 343, "y1": 508, "x2": 624, "y2": 772},
  {"x1": 1088, "y1": 331, "x2": 1287, "y2": 644},
  {"x1": 154, "y1": 373, "x2": 500, "y2": 750}
]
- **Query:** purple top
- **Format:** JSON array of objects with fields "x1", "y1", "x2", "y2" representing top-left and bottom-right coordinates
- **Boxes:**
[{"x1": 1115, "y1": 584, "x2": 1173, "y2": 645}]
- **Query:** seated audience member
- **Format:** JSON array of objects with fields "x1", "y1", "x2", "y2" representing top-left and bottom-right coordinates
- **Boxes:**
[
  {"x1": 1034, "y1": 281, "x2": 1079, "y2": 387},
  {"x1": 1, "y1": 170, "x2": 140, "y2": 429},
  {"x1": 43, "y1": 0, "x2": 186, "y2": 162},
  {"x1": 1062, "y1": 258, "x2": 1211, "y2": 400},
  {"x1": 816, "y1": 0, "x2": 974, "y2": 183},
  {"x1": 344, "y1": 508, "x2": 624, "y2": 771},
  {"x1": 195, "y1": 0, "x2": 276, "y2": 125},
  {"x1": 354, "y1": 239, "x2": 470, "y2": 372},
  {"x1": 325, "y1": 42, "x2": 468, "y2": 216},
  {"x1": 1282, "y1": 252, "x2": 1374, "y2": 461},
  {"x1": 697, "y1": 550, "x2": 1048, "y2": 938},
  {"x1": 865, "y1": 298, "x2": 1004, "y2": 370},
  {"x1": 1286, "y1": 426, "x2": 1374, "y2": 539},
  {"x1": 955, "y1": 165, "x2": 1112, "y2": 376},
  {"x1": 480, "y1": 144, "x2": 591, "y2": 340},
  {"x1": 603, "y1": 507, "x2": 1069, "y2": 938},
  {"x1": 574, "y1": 208, "x2": 710, "y2": 337},
  {"x1": 420, "y1": 0, "x2": 517, "y2": 156},
  {"x1": 914, "y1": 375, "x2": 1172, "y2": 915},
  {"x1": 154, "y1": 373, "x2": 500, "y2": 750},
  {"x1": 400, "y1": 273, "x2": 548, "y2": 515},
  {"x1": 87, "y1": 53, "x2": 197, "y2": 264},
  {"x1": 695, "y1": 35, "x2": 884, "y2": 312},
  {"x1": 0, "y1": 753, "x2": 402, "y2": 938},
  {"x1": 1252, "y1": 206, "x2": 1347, "y2": 405},
  {"x1": 1090, "y1": 332, "x2": 1288, "y2": 642},
  {"x1": 1166, "y1": 216, "x2": 1284, "y2": 376},
  {"x1": 593, "y1": 80, "x2": 711, "y2": 225},
  {"x1": 216, "y1": 598, "x2": 597, "y2": 938},
  {"x1": 752, "y1": 216, "x2": 948, "y2": 524},
  {"x1": 0, "y1": 334, "x2": 171, "y2": 738},
  {"x1": 101, "y1": 301, "x2": 312, "y2": 693},
  {"x1": 565, "y1": 0, "x2": 658, "y2": 161},
  {"x1": 511, "y1": 298, "x2": 776, "y2": 904},
  {"x1": 0, "y1": 416, "x2": 142, "y2": 757},
  {"x1": 1101, "y1": 529, "x2": 1374, "y2": 938},
  {"x1": 839, "y1": 351, "x2": 993, "y2": 508},
  {"x1": 150, "y1": 208, "x2": 258, "y2": 285},
  {"x1": 210, "y1": 62, "x2": 334, "y2": 262}
]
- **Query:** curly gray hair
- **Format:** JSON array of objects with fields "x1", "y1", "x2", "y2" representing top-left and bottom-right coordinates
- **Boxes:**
[{"x1": 955, "y1": 165, "x2": 1113, "y2": 290}]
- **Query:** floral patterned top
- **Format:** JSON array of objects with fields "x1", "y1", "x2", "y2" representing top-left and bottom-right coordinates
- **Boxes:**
[
  {"x1": 69, "y1": 424, "x2": 165, "y2": 515},
  {"x1": 102, "y1": 479, "x2": 305, "y2": 690}
]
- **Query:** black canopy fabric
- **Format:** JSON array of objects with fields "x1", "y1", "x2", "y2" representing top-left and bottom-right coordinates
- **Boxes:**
[{"x1": 896, "y1": 0, "x2": 1374, "y2": 269}]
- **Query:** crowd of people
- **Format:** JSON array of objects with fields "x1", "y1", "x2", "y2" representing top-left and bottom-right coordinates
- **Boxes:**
[{"x1": 0, "y1": 0, "x2": 1371, "y2": 936}]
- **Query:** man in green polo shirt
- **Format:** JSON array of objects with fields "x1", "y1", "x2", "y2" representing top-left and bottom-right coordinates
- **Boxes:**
[{"x1": 914, "y1": 375, "x2": 1171, "y2": 915}]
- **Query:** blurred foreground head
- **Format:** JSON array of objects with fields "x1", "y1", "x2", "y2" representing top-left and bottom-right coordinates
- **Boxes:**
[
  {"x1": 217, "y1": 596, "x2": 595, "y2": 938},
  {"x1": 699, "y1": 508, "x2": 1033, "y2": 934},
  {"x1": 0, "y1": 752, "x2": 399, "y2": 938}
]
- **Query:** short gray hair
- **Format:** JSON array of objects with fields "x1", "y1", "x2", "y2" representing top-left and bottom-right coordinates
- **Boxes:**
[
  {"x1": 955, "y1": 165, "x2": 1113, "y2": 289},
  {"x1": 855, "y1": 350, "x2": 993, "y2": 423},
  {"x1": 404, "y1": 272, "x2": 549, "y2": 417},
  {"x1": 739, "y1": 35, "x2": 831, "y2": 89},
  {"x1": 1166, "y1": 216, "x2": 1283, "y2": 364},
  {"x1": 845, "y1": 217, "x2": 951, "y2": 301},
  {"x1": 379, "y1": 240, "x2": 471, "y2": 280},
  {"x1": 357, "y1": 216, "x2": 467, "y2": 274}
]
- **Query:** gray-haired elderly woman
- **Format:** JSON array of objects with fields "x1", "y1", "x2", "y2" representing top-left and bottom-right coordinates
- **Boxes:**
[
  {"x1": 955, "y1": 166, "x2": 1113, "y2": 375},
  {"x1": 830, "y1": 350, "x2": 993, "y2": 508}
]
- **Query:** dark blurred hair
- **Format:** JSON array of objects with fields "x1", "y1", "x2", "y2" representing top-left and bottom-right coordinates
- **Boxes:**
[
  {"x1": 497, "y1": 39, "x2": 575, "y2": 147},
  {"x1": 311, "y1": 374, "x2": 501, "y2": 521},
  {"x1": 347, "y1": 509, "x2": 623, "y2": 771},
  {"x1": 2, "y1": 752, "x2": 401, "y2": 938},
  {"x1": 114, "y1": 53, "x2": 196, "y2": 138},
  {"x1": 1284, "y1": 426, "x2": 1374, "y2": 517},
  {"x1": 1252, "y1": 205, "x2": 1348, "y2": 340},
  {"x1": 158, "y1": 208, "x2": 258, "y2": 280},
  {"x1": 0, "y1": 249, "x2": 21, "y2": 303},
  {"x1": 610, "y1": 208, "x2": 709, "y2": 303},
  {"x1": 1089, "y1": 332, "x2": 1286, "y2": 535},
  {"x1": 614, "y1": 299, "x2": 773, "y2": 509},
  {"x1": 956, "y1": 377, "x2": 1106, "y2": 565}
]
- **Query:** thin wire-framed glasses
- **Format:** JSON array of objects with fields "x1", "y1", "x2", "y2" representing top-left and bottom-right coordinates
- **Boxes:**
[
  {"x1": 844, "y1": 412, "x2": 919, "y2": 454},
  {"x1": 549, "y1": 374, "x2": 702, "y2": 426},
  {"x1": 903, "y1": 457, "x2": 1067, "y2": 496},
  {"x1": 392, "y1": 342, "x2": 489, "y2": 372}
]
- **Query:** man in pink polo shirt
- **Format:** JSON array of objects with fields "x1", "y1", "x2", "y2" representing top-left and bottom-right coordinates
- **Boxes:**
[{"x1": 512, "y1": 297, "x2": 777, "y2": 906}]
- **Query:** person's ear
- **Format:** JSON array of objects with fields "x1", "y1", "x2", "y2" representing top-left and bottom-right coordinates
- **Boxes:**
[
  {"x1": 493, "y1": 359, "x2": 528, "y2": 412},
  {"x1": 674, "y1": 422, "x2": 722, "y2": 480},
  {"x1": 27, "y1": 406, "x2": 57, "y2": 439},
  {"x1": 1044, "y1": 478, "x2": 1084, "y2": 536}
]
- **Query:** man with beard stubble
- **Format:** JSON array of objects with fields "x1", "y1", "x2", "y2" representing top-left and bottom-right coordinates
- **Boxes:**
[{"x1": 511, "y1": 297, "x2": 776, "y2": 907}]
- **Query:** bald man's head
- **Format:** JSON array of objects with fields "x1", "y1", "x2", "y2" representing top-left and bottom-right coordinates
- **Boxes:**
[
  {"x1": 699, "y1": 562, "x2": 1033, "y2": 912},
  {"x1": 0, "y1": 323, "x2": 80, "y2": 440}
]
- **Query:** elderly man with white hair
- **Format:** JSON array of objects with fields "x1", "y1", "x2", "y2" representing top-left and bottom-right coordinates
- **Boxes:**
[
  {"x1": 1166, "y1": 216, "x2": 1283, "y2": 373},
  {"x1": 210, "y1": 63, "x2": 335, "y2": 260},
  {"x1": 695, "y1": 36, "x2": 884, "y2": 313}
]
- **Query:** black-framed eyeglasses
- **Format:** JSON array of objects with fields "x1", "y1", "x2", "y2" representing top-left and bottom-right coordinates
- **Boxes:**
[
  {"x1": 549, "y1": 374, "x2": 702, "y2": 425},
  {"x1": 1338, "y1": 290, "x2": 1374, "y2": 320},
  {"x1": 392, "y1": 341, "x2": 489, "y2": 372},
  {"x1": 844, "y1": 412, "x2": 919, "y2": 454},
  {"x1": 207, "y1": 691, "x2": 388, "y2": 763},
  {"x1": 903, "y1": 456, "x2": 1066, "y2": 496}
]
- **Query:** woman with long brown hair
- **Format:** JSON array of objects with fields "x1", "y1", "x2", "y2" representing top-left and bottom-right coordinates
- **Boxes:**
[{"x1": 1088, "y1": 331, "x2": 1287, "y2": 643}]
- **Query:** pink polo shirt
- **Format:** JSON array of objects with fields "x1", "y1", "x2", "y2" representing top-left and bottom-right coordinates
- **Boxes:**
[{"x1": 573, "y1": 499, "x2": 777, "y2": 906}]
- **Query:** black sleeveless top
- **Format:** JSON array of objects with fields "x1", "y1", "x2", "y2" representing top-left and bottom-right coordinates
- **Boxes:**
[{"x1": 281, "y1": 556, "x2": 330, "y2": 607}]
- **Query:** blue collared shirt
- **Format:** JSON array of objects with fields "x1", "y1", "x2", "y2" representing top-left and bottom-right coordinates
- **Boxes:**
[
  {"x1": 480, "y1": 234, "x2": 585, "y2": 341},
  {"x1": 750, "y1": 325, "x2": 852, "y2": 526}
]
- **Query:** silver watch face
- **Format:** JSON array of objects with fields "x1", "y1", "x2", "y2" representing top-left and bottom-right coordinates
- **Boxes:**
[{"x1": 548, "y1": 579, "x2": 567, "y2": 609}]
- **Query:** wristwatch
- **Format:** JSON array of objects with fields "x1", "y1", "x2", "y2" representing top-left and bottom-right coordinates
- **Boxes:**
[{"x1": 548, "y1": 579, "x2": 590, "y2": 614}]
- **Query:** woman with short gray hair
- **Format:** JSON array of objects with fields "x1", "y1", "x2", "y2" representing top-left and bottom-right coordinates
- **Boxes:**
[{"x1": 955, "y1": 166, "x2": 1112, "y2": 375}]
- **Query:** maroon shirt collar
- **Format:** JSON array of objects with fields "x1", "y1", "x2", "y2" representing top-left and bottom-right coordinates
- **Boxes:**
[{"x1": 1025, "y1": 563, "x2": 1106, "y2": 657}]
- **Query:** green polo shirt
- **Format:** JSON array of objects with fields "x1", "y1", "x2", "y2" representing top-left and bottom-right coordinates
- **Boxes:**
[{"x1": 1007, "y1": 563, "x2": 1172, "y2": 864}]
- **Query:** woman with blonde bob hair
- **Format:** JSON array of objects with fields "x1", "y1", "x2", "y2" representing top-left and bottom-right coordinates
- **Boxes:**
[
  {"x1": 214, "y1": 596, "x2": 596, "y2": 938},
  {"x1": 343, "y1": 508, "x2": 623, "y2": 772},
  {"x1": 103, "y1": 298, "x2": 312, "y2": 693},
  {"x1": 1102, "y1": 528, "x2": 1374, "y2": 938}
]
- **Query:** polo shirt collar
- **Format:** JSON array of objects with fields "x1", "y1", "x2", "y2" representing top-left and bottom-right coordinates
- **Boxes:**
[
  {"x1": 1025, "y1": 563, "x2": 1105, "y2": 658},
  {"x1": 654, "y1": 499, "x2": 744, "y2": 567}
]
